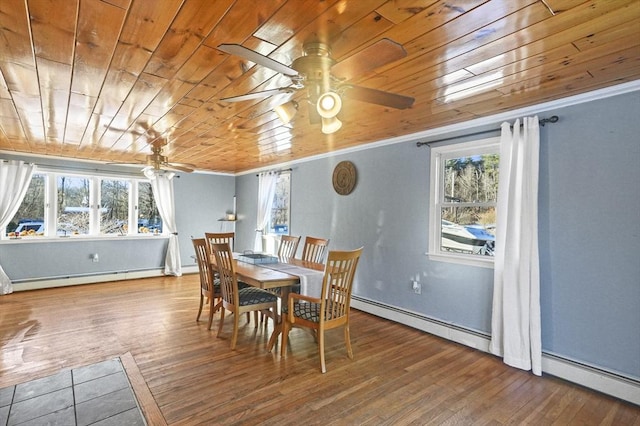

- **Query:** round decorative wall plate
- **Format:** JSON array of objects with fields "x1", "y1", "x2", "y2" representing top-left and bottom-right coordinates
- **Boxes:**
[{"x1": 332, "y1": 161, "x2": 357, "y2": 195}]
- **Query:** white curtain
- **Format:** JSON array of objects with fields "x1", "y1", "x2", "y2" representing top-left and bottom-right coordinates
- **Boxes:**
[
  {"x1": 0, "y1": 160, "x2": 36, "y2": 294},
  {"x1": 255, "y1": 172, "x2": 278, "y2": 252},
  {"x1": 150, "y1": 171, "x2": 182, "y2": 276},
  {"x1": 489, "y1": 116, "x2": 542, "y2": 376}
]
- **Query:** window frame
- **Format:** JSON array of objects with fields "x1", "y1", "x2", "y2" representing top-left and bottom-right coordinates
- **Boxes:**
[
  {"x1": 428, "y1": 137, "x2": 499, "y2": 268},
  {"x1": 2, "y1": 168, "x2": 163, "y2": 240}
]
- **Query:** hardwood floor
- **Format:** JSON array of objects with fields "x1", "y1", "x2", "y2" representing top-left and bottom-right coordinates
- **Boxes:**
[{"x1": 1, "y1": 275, "x2": 638, "y2": 425}]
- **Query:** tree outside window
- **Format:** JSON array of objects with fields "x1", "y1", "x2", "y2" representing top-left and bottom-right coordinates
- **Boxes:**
[
  {"x1": 6, "y1": 173, "x2": 45, "y2": 236},
  {"x1": 269, "y1": 172, "x2": 290, "y2": 234},
  {"x1": 57, "y1": 176, "x2": 90, "y2": 235},
  {"x1": 138, "y1": 181, "x2": 162, "y2": 233},
  {"x1": 101, "y1": 179, "x2": 129, "y2": 234}
]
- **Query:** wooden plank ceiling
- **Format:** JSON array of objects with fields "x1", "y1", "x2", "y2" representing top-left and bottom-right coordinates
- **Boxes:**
[{"x1": 0, "y1": 0, "x2": 638, "y2": 174}]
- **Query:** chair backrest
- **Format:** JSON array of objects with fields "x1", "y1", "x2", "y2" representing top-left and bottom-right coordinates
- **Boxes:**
[
  {"x1": 320, "y1": 247, "x2": 363, "y2": 320},
  {"x1": 192, "y1": 238, "x2": 215, "y2": 294},
  {"x1": 205, "y1": 232, "x2": 235, "y2": 253},
  {"x1": 301, "y1": 236, "x2": 329, "y2": 263},
  {"x1": 278, "y1": 235, "x2": 301, "y2": 259},
  {"x1": 210, "y1": 242, "x2": 238, "y2": 306}
]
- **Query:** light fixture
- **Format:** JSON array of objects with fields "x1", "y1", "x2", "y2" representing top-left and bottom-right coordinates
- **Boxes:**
[
  {"x1": 143, "y1": 167, "x2": 156, "y2": 180},
  {"x1": 274, "y1": 100, "x2": 298, "y2": 124},
  {"x1": 317, "y1": 92, "x2": 342, "y2": 117},
  {"x1": 316, "y1": 92, "x2": 343, "y2": 134},
  {"x1": 143, "y1": 167, "x2": 175, "y2": 180},
  {"x1": 320, "y1": 116, "x2": 342, "y2": 134}
]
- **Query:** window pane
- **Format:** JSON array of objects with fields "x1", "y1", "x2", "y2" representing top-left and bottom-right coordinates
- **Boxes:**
[
  {"x1": 270, "y1": 173, "x2": 290, "y2": 234},
  {"x1": 441, "y1": 207, "x2": 495, "y2": 256},
  {"x1": 444, "y1": 154, "x2": 499, "y2": 203},
  {"x1": 138, "y1": 182, "x2": 162, "y2": 233},
  {"x1": 101, "y1": 179, "x2": 129, "y2": 234},
  {"x1": 7, "y1": 173, "x2": 45, "y2": 237},
  {"x1": 57, "y1": 176, "x2": 90, "y2": 235}
]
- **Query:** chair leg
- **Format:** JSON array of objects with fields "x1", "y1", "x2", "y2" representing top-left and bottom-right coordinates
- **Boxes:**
[
  {"x1": 253, "y1": 311, "x2": 259, "y2": 328},
  {"x1": 231, "y1": 311, "x2": 240, "y2": 350},
  {"x1": 217, "y1": 308, "x2": 226, "y2": 338},
  {"x1": 280, "y1": 320, "x2": 290, "y2": 357},
  {"x1": 267, "y1": 322, "x2": 278, "y2": 353},
  {"x1": 318, "y1": 329, "x2": 326, "y2": 373},
  {"x1": 207, "y1": 298, "x2": 215, "y2": 330},
  {"x1": 344, "y1": 325, "x2": 353, "y2": 359},
  {"x1": 197, "y1": 294, "x2": 204, "y2": 322}
]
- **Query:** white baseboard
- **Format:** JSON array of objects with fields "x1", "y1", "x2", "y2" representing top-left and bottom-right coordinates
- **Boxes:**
[
  {"x1": 12, "y1": 265, "x2": 199, "y2": 292},
  {"x1": 351, "y1": 296, "x2": 640, "y2": 406}
]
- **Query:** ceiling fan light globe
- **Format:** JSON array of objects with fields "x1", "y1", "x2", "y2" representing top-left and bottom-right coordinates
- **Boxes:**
[
  {"x1": 317, "y1": 92, "x2": 342, "y2": 118},
  {"x1": 319, "y1": 94, "x2": 336, "y2": 110},
  {"x1": 143, "y1": 167, "x2": 156, "y2": 180},
  {"x1": 274, "y1": 101, "x2": 298, "y2": 124},
  {"x1": 321, "y1": 116, "x2": 342, "y2": 134}
]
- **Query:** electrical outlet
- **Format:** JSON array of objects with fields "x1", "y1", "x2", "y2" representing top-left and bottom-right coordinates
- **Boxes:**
[
  {"x1": 412, "y1": 281, "x2": 421, "y2": 294},
  {"x1": 91, "y1": 253, "x2": 99, "y2": 263}
]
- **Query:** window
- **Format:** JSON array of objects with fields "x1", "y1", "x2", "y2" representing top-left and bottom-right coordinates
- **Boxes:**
[
  {"x1": 100, "y1": 178, "x2": 129, "y2": 234},
  {"x1": 4, "y1": 170, "x2": 161, "y2": 239},
  {"x1": 57, "y1": 175, "x2": 90, "y2": 235},
  {"x1": 6, "y1": 173, "x2": 45, "y2": 236},
  {"x1": 429, "y1": 138, "x2": 499, "y2": 267},
  {"x1": 137, "y1": 181, "x2": 163, "y2": 233},
  {"x1": 267, "y1": 172, "x2": 290, "y2": 235}
]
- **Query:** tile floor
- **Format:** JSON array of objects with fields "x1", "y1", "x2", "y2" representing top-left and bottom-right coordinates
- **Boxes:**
[{"x1": 0, "y1": 358, "x2": 146, "y2": 425}]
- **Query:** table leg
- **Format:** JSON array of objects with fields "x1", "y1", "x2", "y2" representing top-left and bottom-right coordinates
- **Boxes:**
[{"x1": 267, "y1": 285, "x2": 291, "y2": 352}]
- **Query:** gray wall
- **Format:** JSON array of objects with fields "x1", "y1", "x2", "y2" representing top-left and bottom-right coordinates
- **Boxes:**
[
  {"x1": 538, "y1": 92, "x2": 640, "y2": 377},
  {"x1": 2, "y1": 238, "x2": 168, "y2": 281},
  {"x1": 235, "y1": 91, "x2": 640, "y2": 381},
  {"x1": 173, "y1": 172, "x2": 236, "y2": 265}
]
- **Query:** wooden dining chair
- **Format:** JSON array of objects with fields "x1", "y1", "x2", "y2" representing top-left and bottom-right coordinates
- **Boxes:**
[
  {"x1": 301, "y1": 236, "x2": 329, "y2": 263},
  {"x1": 281, "y1": 246, "x2": 363, "y2": 373},
  {"x1": 259, "y1": 235, "x2": 303, "y2": 323},
  {"x1": 210, "y1": 242, "x2": 279, "y2": 350},
  {"x1": 278, "y1": 235, "x2": 301, "y2": 259},
  {"x1": 205, "y1": 231, "x2": 254, "y2": 323},
  {"x1": 192, "y1": 238, "x2": 222, "y2": 330},
  {"x1": 205, "y1": 232, "x2": 235, "y2": 252}
]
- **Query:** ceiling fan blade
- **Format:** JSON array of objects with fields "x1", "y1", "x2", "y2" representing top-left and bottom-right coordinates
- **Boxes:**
[
  {"x1": 332, "y1": 38, "x2": 407, "y2": 81},
  {"x1": 164, "y1": 163, "x2": 194, "y2": 173},
  {"x1": 218, "y1": 44, "x2": 299, "y2": 77},
  {"x1": 342, "y1": 86, "x2": 414, "y2": 109},
  {"x1": 221, "y1": 87, "x2": 295, "y2": 102},
  {"x1": 107, "y1": 161, "x2": 145, "y2": 167}
]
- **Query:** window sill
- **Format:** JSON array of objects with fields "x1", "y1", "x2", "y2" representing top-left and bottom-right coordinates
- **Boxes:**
[
  {"x1": 0, "y1": 234, "x2": 169, "y2": 244},
  {"x1": 427, "y1": 252, "x2": 495, "y2": 269}
]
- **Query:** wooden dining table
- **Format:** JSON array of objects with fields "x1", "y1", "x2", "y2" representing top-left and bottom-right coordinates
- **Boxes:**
[{"x1": 210, "y1": 254, "x2": 325, "y2": 352}]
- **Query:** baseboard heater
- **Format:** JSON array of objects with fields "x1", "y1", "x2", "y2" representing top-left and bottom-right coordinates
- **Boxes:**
[
  {"x1": 12, "y1": 268, "x2": 168, "y2": 291},
  {"x1": 351, "y1": 295, "x2": 640, "y2": 406}
]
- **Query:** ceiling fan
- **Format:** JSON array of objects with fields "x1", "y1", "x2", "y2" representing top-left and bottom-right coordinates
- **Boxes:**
[
  {"x1": 217, "y1": 38, "x2": 415, "y2": 133},
  {"x1": 137, "y1": 140, "x2": 195, "y2": 174},
  {"x1": 108, "y1": 124, "x2": 195, "y2": 174}
]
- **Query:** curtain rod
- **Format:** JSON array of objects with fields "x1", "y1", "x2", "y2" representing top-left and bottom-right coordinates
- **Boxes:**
[
  {"x1": 255, "y1": 168, "x2": 292, "y2": 177},
  {"x1": 416, "y1": 115, "x2": 559, "y2": 148}
]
